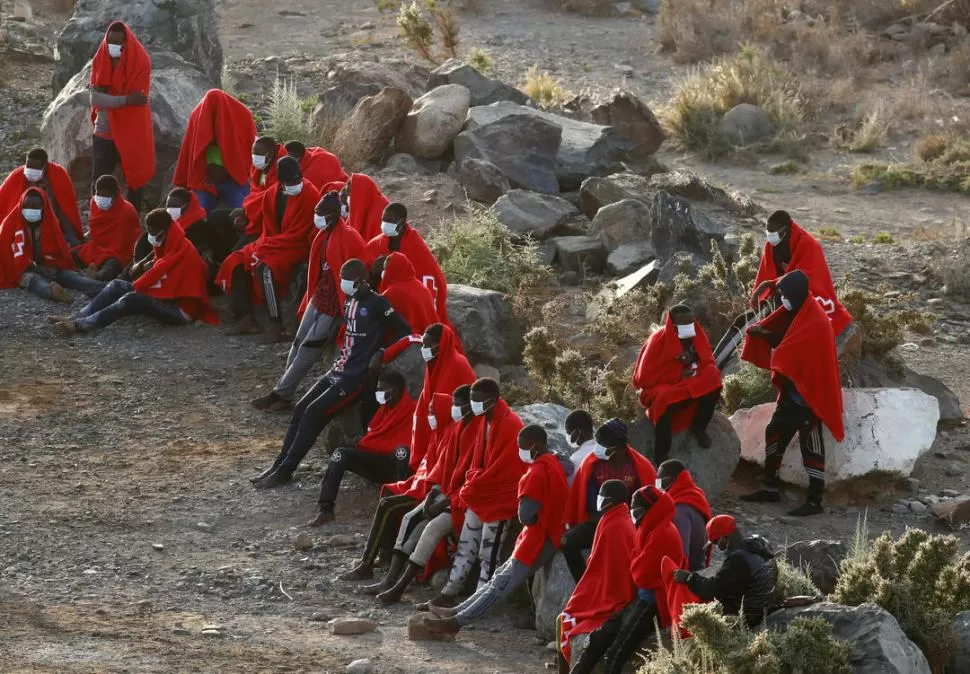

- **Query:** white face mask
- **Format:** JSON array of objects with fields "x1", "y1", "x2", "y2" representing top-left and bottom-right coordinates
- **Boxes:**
[
  {"x1": 340, "y1": 204, "x2": 349, "y2": 219},
  {"x1": 283, "y1": 182, "x2": 303, "y2": 196},
  {"x1": 381, "y1": 220, "x2": 400, "y2": 237},
  {"x1": 107, "y1": 43, "x2": 123, "y2": 59},
  {"x1": 147, "y1": 232, "x2": 162, "y2": 247},
  {"x1": 592, "y1": 442, "x2": 610, "y2": 460},
  {"x1": 252, "y1": 154, "x2": 267, "y2": 170},
  {"x1": 428, "y1": 414, "x2": 438, "y2": 431},
  {"x1": 596, "y1": 495, "x2": 607, "y2": 513},
  {"x1": 313, "y1": 214, "x2": 330, "y2": 230},
  {"x1": 166, "y1": 206, "x2": 182, "y2": 220},
  {"x1": 766, "y1": 230, "x2": 782, "y2": 246},
  {"x1": 421, "y1": 346, "x2": 435, "y2": 362},
  {"x1": 518, "y1": 448, "x2": 534, "y2": 464},
  {"x1": 676, "y1": 323, "x2": 696, "y2": 339},
  {"x1": 340, "y1": 278, "x2": 357, "y2": 296},
  {"x1": 22, "y1": 208, "x2": 42, "y2": 223},
  {"x1": 375, "y1": 390, "x2": 387, "y2": 405},
  {"x1": 630, "y1": 509, "x2": 638, "y2": 525},
  {"x1": 471, "y1": 400, "x2": 487, "y2": 416},
  {"x1": 655, "y1": 478, "x2": 664, "y2": 489},
  {"x1": 451, "y1": 405, "x2": 463, "y2": 422},
  {"x1": 24, "y1": 167, "x2": 43, "y2": 183},
  {"x1": 346, "y1": 196, "x2": 351, "y2": 210},
  {"x1": 94, "y1": 195, "x2": 114, "y2": 211},
  {"x1": 781, "y1": 296, "x2": 793, "y2": 312}
]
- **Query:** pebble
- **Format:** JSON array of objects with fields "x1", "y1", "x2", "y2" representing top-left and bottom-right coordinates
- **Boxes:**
[
  {"x1": 294, "y1": 532, "x2": 314, "y2": 551},
  {"x1": 945, "y1": 464, "x2": 964, "y2": 478},
  {"x1": 891, "y1": 502, "x2": 910, "y2": 515},
  {"x1": 172, "y1": 628, "x2": 190, "y2": 635},
  {"x1": 152, "y1": 543, "x2": 165, "y2": 551},
  {"x1": 900, "y1": 342, "x2": 920, "y2": 352},
  {"x1": 309, "y1": 612, "x2": 331, "y2": 622},
  {"x1": 942, "y1": 489, "x2": 962, "y2": 498},
  {"x1": 201, "y1": 629, "x2": 222, "y2": 638},
  {"x1": 928, "y1": 298, "x2": 945, "y2": 306},
  {"x1": 910, "y1": 501, "x2": 928, "y2": 515},
  {"x1": 904, "y1": 477, "x2": 921, "y2": 492},
  {"x1": 197, "y1": 522, "x2": 212, "y2": 530},
  {"x1": 82, "y1": 569, "x2": 98, "y2": 575},
  {"x1": 322, "y1": 534, "x2": 358, "y2": 548},
  {"x1": 346, "y1": 659, "x2": 375, "y2": 674},
  {"x1": 331, "y1": 618, "x2": 378, "y2": 636}
]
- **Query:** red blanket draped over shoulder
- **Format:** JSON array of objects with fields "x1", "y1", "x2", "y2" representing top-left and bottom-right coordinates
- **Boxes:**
[
  {"x1": 632, "y1": 313, "x2": 722, "y2": 434},
  {"x1": 358, "y1": 392, "x2": 417, "y2": 455},
  {"x1": 562, "y1": 504, "x2": 637, "y2": 635},
  {"x1": 410, "y1": 324, "x2": 475, "y2": 471},
  {"x1": 384, "y1": 393, "x2": 453, "y2": 499},
  {"x1": 755, "y1": 221, "x2": 852, "y2": 335},
  {"x1": 300, "y1": 147, "x2": 348, "y2": 192},
  {"x1": 458, "y1": 399, "x2": 527, "y2": 522},
  {"x1": 0, "y1": 189, "x2": 74, "y2": 288},
  {"x1": 75, "y1": 195, "x2": 140, "y2": 267},
  {"x1": 667, "y1": 470, "x2": 711, "y2": 521},
  {"x1": 90, "y1": 22, "x2": 155, "y2": 191},
  {"x1": 216, "y1": 179, "x2": 320, "y2": 296},
  {"x1": 173, "y1": 89, "x2": 257, "y2": 194},
  {"x1": 630, "y1": 486, "x2": 686, "y2": 627},
  {"x1": 565, "y1": 450, "x2": 657, "y2": 527},
  {"x1": 0, "y1": 164, "x2": 83, "y2": 241},
  {"x1": 173, "y1": 192, "x2": 207, "y2": 231},
  {"x1": 513, "y1": 452, "x2": 569, "y2": 567},
  {"x1": 241, "y1": 144, "x2": 285, "y2": 237},
  {"x1": 347, "y1": 173, "x2": 389, "y2": 242},
  {"x1": 297, "y1": 217, "x2": 366, "y2": 320},
  {"x1": 366, "y1": 225, "x2": 451, "y2": 325},
  {"x1": 380, "y1": 252, "x2": 438, "y2": 336},
  {"x1": 741, "y1": 298, "x2": 845, "y2": 440},
  {"x1": 133, "y1": 223, "x2": 217, "y2": 324}
]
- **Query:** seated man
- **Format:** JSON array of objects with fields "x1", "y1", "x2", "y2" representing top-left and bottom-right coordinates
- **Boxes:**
[
  {"x1": 421, "y1": 424, "x2": 571, "y2": 634},
  {"x1": 232, "y1": 135, "x2": 284, "y2": 241},
  {"x1": 310, "y1": 370, "x2": 416, "y2": 526},
  {"x1": 173, "y1": 89, "x2": 257, "y2": 213},
  {"x1": 284, "y1": 141, "x2": 347, "y2": 192},
  {"x1": 557, "y1": 479, "x2": 636, "y2": 674},
  {"x1": 671, "y1": 515, "x2": 777, "y2": 628},
  {"x1": 345, "y1": 173, "x2": 389, "y2": 241},
  {"x1": 713, "y1": 209, "x2": 852, "y2": 369},
  {"x1": 562, "y1": 419, "x2": 656, "y2": 583},
  {"x1": 376, "y1": 252, "x2": 438, "y2": 337},
  {"x1": 657, "y1": 459, "x2": 711, "y2": 571},
  {"x1": 253, "y1": 191, "x2": 365, "y2": 412},
  {"x1": 632, "y1": 303, "x2": 722, "y2": 464},
  {"x1": 739, "y1": 270, "x2": 844, "y2": 516},
  {"x1": 75, "y1": 175, "x2": 140, "y2": 282},
  {"x1": 51, "y1": 209, "x2": 217, "y2": 335},
  {"x1": 0, "y1": 148, "x2": 83, "y2": 246},
  {"x1": 565, "y1": 410, "x2": 597, "y2": 481},
  {"x1": 216, "y1": 156, "x2": 320, "y2": 340},
  {"x1": 0, "y1": 188, "x2": 102, "y2": 303},
  {"x1": 598, "y1": 485, "x2": 685, "y2": 674},
  {"x1": 251, "y1": 259, "x2": 412, "y2": 489},
  {"x1": 165, "y1": 187, "x2": 235, "y2": 287}
]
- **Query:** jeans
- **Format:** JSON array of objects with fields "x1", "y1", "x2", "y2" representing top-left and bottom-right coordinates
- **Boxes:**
[
  {"x1": 75, "y1": 279, "x2": 189, "y2": 332},
  {"x1": 92, "y1": 135, "x2": 142, "y2": 212},
  {"x1": 195, "y1": 181, "x2": 250, "y2": 214},
  {"x1": 316, "y1": 444, "x2": 410, "y2": 515},
  {"x1": 20, "y1": 268, "x2": 106, "y2": 299}
]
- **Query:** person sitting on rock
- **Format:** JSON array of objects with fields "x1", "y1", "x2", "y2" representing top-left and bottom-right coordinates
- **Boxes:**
[
  {"x1": 0, "y1": 188, "x2": 104, "y2": 304},
  {"x1": 739, "y1": 269, "x2": 844, "y2": 517},
  {"x1": 74, "y1": 175, "x2": 140, "y2": 283},
  {"x1": 657, "y1": 459, "x2": 711, "y2": 571},
  {"x1": 419, "y1": 424, "x2": 571, "y2": 634},
  {"x1": 671, "y1": 514, "x2": 777, "y2": 627},
  {"x1": 250, "y1": 258, "x2": 412, "y2": 489},
  {"x1": 284, "y1": 141, "x2": 347, "y2": 193},
  {"x1": 89, "y1": 21, "x2": 154, "y2": 214},
  {"x1": 216, "y1": 156, "x2": 320, "y2": 341},
  {"x1": 252, "y1": 191, "x2": 366, "y2": 412},
  {"x1": 163, "y1": 188, "x2": 236, "y2": 290},
  {"x1": 345, "y1": 173, "x2": 389, "y2": 241},
  {"x1": 556, "y1": 479, "x2": 636, "y2": 674},
  {"x1": 562, "y1": 419, "x2": 656, "y2": 583},
  {"x1": 713, "y1": 210, "x2": 852, "y2": 370},
  {"x1": 375, "y1": 252, "x2": 438, "y2": 336},
  {"x1": 565, "y1": 409, "x2": 597, "y2": 482},
  {"x1": 632, "y1": 303, "x2": 721, "y2": 465},
  {"x1": 173, "y1": 89, "x2": 257, "y2": 213},
  {"x1": 51, "y1": 209, "x2": 218, "y2": 335},
  {"x1": 307, "y1": 370, "x2": 416, "y2": 527},
  {"x1": 0, "y1": 148, "x2": 84, "y2": 246}
]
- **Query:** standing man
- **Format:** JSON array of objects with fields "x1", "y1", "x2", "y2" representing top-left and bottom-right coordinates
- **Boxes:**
[{"x1": 89, "y1": 22, "x2": 154, "y2": 213}]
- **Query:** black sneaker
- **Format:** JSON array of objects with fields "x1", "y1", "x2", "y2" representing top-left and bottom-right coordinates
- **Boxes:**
[
  {"x1": 251, "y1": 391, "x2": 282, "y2": 411},
  {"x1": 787, "y1": 501, "x2": 824, "y2": 517},
  {"x1": 253, "y1": 470, "x2": 293, "y2": 490},
  {"x1": 739, "y1": 488, "x2": 781, "y2": 503}
]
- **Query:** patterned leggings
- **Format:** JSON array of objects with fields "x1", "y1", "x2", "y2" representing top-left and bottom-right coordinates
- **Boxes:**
[
  {"x1": 441, "y1": 509, "x2": 509, "y2": 596},
  {"x1": 763, "y1": 397, "x2": 826, "y2": 501}
]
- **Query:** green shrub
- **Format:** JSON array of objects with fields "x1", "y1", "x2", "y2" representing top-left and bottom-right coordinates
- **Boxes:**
[
  {"x1": 722, "y1": 361, "x2": 775, "y2": 414},
  {"x1": 466, "y1": 47, "x2": 493, "y2": 74},
  {"x1": 837, "y1": 285, "x2": 907, "y2": 375},
  {"x1": 849, "y1": 136, "x2": 970, "y2": 195},
  {"x1": 266, "y1": 73, "x2": 319, "y2": 145},
  {"x1": 397, "y1": 0, "x2": 460, "y2": 64},
  {"x1": 872, "y1": 231, "x2": 895, "y2": 244}
]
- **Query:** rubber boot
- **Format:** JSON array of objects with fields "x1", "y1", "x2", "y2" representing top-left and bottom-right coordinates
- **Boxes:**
[
  {"x1": 377, "y1": 561, "x2": 422, "y2": 605},
  {"x1": 359, "y1": 551, "x2": 406, "y2": 595}
]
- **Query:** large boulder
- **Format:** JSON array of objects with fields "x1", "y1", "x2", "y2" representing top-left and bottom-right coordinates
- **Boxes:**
[
  {"x1": 492, "y1": 190, "x2": 577, "y2": 240},
  {"x1": 718, "y1": 103, "x2": 774, "y2": 147},
  {"x1": 649, "y1": 169, "x2": 762, "y2": 218},
  {"x1": 778, "y1": 540, "x2": 847, "y2": 595},
  {"x1": 731, "y1": 388, "x2": 940, "y2": 487},
  {"x1": 53, "y1": 0, "x2": 222, "y2": 93},
  {"x1": 456, "y1": 157, "x2": 510, "y2": 204},
  {"x1": 650, "y1": 191, "x2": 725, "y2": 259},
  {"x1": 848, "y1": 358, "x2": 963, "y2": 427},
  {"x1": 530, "y1": 553, "x2": 575, "y2": 640},
  {"x1": 629, "y1": 413, "x2": 740, "y2": 502},
  {"x1": 578, "y1": 172, "x2": 654, "y2": 218},
  {"x1": 41, "y1": 51, "x2": 212, "y2": 206},
  {"x1": 766, "y1": 603, "x2": 931, "y2": 674},
  {"x1": 427, "y1": 58, "x2": 531, "y2": 107},
  {"x1": 590, "y1": 198, "x2": 651, "y2": 252},
  {"x1": 465, "y1": 101, "x2": 634, "y2": 191},
  {"x1": 332, "y1": 87, "x2": 413, "y2": 169},
  {"x1": 514, "y1": 403, "x2": 571, "y2": 454},
  {"x1": 590, "y1": 91, "x2": 665, "y2": 157},
  {"x1": 447, "y1": 284, "x2": 523, "y2": 366},
  {"x1": 396, "y1": 84, "x2": 471, "y2": 159},
  {"x1": 550, "y1": 235, "x2": 607, "y2": 274},
  {"x1": 454, "y1": 114, "x2": 562, "y2": 194},
  {"x1": 607, "y1": 243, "x2": 655, "y2": 276}
]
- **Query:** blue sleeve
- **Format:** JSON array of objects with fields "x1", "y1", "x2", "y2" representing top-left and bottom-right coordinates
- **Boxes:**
[
  {"x1": 584, "y1": 473, "x2": 599, "y2": 516},
  {"x1": 637, "y1": 588, "x2": 657, "y2": 603}
]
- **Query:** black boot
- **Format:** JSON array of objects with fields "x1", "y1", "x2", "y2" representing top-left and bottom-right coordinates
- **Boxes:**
[
  {"x1": 251, "y1": 459, "x2": 281, "y2": 483},
  {"x1": 415, "y1": 591, "x2": 457, "y2": 611},
  {"x1": 359, "y1": 551, "x2": 406, "y2": 595},
  {"x1": 377, "y1": 561, "x2": 422, "y2": 605},
  {"x1": 253, "y1": 467, "x2": 293, "y2": 490}
]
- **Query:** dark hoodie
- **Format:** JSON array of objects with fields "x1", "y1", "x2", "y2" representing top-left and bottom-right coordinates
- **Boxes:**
[{"x1": 685, "y1": 534, "x2": 776, "y2": 627}]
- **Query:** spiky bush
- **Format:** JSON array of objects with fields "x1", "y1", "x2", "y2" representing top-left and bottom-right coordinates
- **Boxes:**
[
  {"x1": 773, "y1": 557, "x2": 821, "y2": 603},
  {"x1": 722, "y1": 361, "x2": 775, "y2": 414},
  {"x1": 266, "y1": 73, "x2": 320, "y2": 146},
  {"x1": 396, "y1": 0, "x2": 460, "y2": 64}
]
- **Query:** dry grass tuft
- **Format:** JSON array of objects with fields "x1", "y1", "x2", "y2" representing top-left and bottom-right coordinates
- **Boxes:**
[
  {"x1": 519, "y1": 65, "x2": 573, "y2": 109},
  {"x1": 831, "y1": 101, "x2": 893, "y2": 153},
  {"x1": 850, "y1": 135, "x2": 970, "y2": 194}
]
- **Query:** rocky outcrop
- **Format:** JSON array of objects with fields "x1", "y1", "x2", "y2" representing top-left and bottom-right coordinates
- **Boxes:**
[
  {"x1": 396, "y1": 84, "x2": 471, "y2": 159},
  {"x1": 513, "y1": 403, "x2": 571, "y2": 453},
  {"x1": 530, "y1": 553, "x2": 575, "y2": 640},
  {"x1": 456, "y1": 157, "x2": 511, "y2": 204},
  {"x1": 447, "y1": 284, "x2": 524, "y2": 366},
  {"x1": 590, "y1": 198, "x2": 651, "y2": 252},
  {"x1": 650, "y1": 191, "x2": 726, "y2": 259},
  {"x1": 589, "y1": 91, "x2": 665, "y2": 157},
  {"x1": 578, "y1": 172, "x2": 654, "y2": 218},
  {"x1": 332, "y1": 87, "x2": 413, "y2": 169},
  {"x1": 427, "y1": 58, "x2": 531, "y2": 107},
  {"x1": 492, "y1": 190, "x2": 578, "y2": 240},
  {"x1": 778, "y1": 539, "x2": 847, "y2": 594}
]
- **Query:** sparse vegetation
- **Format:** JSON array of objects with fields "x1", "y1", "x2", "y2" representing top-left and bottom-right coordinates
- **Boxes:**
[
  {"x1": 519, "y1": 65, "x2": 572, "y2": 109},
  {"x1": 769, "y1": 160, "x2": 803, "y2": 175},
  {"x1": 872, "y1": 231, "x2": 895, "y2": 244},
  {"x1": 851, "y1": 135, "x2": 970, "y2": 194},
  {"x1": 831, "y1": 102, "x2": 893, "y2": 153},
  {"x1": 266, "y1": 73, "x2": 320, "y2": 146},
  {"x1": 849, "y1": 235, "x2": 866, "y2": 244},
  {"x1": 466, "y1": 47, "x2": 493, "y2": 74},
  {"x1": 722, "y1": 361, "x2": 775, "y2": 414},
  {"x1": 816, "y1": 227, "x2": 843, "y2": 242},
  {"x1": 931, "y1": 240, "x2": 970, "y2": 298},
  {"x1": 396, "y1": 0, "x2": 460, "y2": 65}
]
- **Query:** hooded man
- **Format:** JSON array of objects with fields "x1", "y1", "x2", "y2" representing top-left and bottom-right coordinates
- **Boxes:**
[
  {"x1": 345, "y1": 173, "x2": 389, "y2": 242},
  {"x1": 375, "y1": 252, "x2": 438, "y2": 338},
  {"x1": 74, "y1": 175, "x2": 140, "y2": 282},
  {"x1": 0, "y1": 148, "x2": 83, "y2": 246},
  {"x1": 739, "y1": 270, "x2": 845, "y2": 517},
  {"x1": 564, "y1": 409, "x2": 597, "y2": 481},
  {"x1": 657, "y1": 460, "x2": 711, "y2": 571},
  {"x1": 284, "y1": 141, "x2": 347, "y2": 193},
  {"x1": 632, "y1": 304, "x2": 722, "y2": 464},
  {"x1": 89, "y1": 21, "x2": 154, "y2": 213}
]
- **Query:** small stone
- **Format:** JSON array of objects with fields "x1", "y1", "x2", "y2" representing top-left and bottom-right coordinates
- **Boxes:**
[
  {"x1": 900, "y1": 342, "x2": 920, "y2": 352},
  {"x1": 928, "y1": 298, "x2": 945, "y2": 306},
  {"x1": 201, "y1": 629, "x2": 222, "y2": 638},
  {"x1": 346, "y1": 659, "x2": 375, "y2": 674},
  {"x1": 82, "y1": 569, "x2": 98, "y2": 575},
  {"x1": 331, "y1": 618, "x2": 378, "y2": 636},
  {"x1": 322, "y1": 533, "x2": 358, "y2": 548},
  {"x1": 904, "y1": 477, "x2": 921, "y2": 492},
  {"x1": 202, "y1": 624, "x2": 223, "y2": 631},
  {"x1": 891, "y1": 502, "x2": 910, "y2": 515},
  {"x1": 294, "y1": 532, "x2": 314, "y2": 551},
  {"x1": 910, "y1": 501, "x2": 928, "y2": 515},
  {"x1": 407, "y1": 612, "x2": 455, "y2": 641},
  {"x1": 197, "y1": 522, "x2": 212, "y2": 530},
  {"x1": 309, "y1": 612, "x2": 331, "y2": 622},
  {"x1": 152, "y1": 543, "x2": 165, "y2": 551},
  {"x1": 172, "y1": 627, "x2": 190, "y2": 635},
  {"x1": 946, "y1": 464, "x2": 964, "y2": 478},
  {"x1": 942, "y1": 489, "x2": 962, "y2": 497},
  {"x1": 546, "y1": 641, "x2": 557, "y2": 651}
]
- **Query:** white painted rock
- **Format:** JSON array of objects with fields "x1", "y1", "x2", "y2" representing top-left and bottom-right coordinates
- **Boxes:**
[{"x1": 730, "y1": 388, "x2": 939, "y2": 487}]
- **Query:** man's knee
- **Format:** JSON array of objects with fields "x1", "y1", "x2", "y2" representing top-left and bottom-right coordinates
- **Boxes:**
[{"x1": 116, "y1": 291, "x2": 142, "y2": 310}]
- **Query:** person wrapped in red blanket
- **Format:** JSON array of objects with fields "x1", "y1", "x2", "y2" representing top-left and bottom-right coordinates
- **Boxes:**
[
  {"x1": 231, "y1": 136, "x2": 283, "y2": 239},
  {"x1": 52, "y1": 209, "x2": 217, "y2": 336},
  {"x1": 739, "y1": 269, "x2": 844, "y2": 517},
  {"x1": 74, "y1": 175, "x2": 140, "y2": 282},
  {"x1": 421, "y1": 424, "x2": 572, "y2": 634},
  {"x1": 556, "y1": 479, "x2": 637, "y2": 674},
  {"x1": 346, "y1": 173, "x2": 389, "y2": 242},
  {"x1": 173, "y1": 89, "x2": 257, "y2": 213},
  {"x1": 0, "y1": 148, "x2": 83, "y2": 246},
  {"x1": 657, "y1": 459, "x2": 711, "y2": 571},
  {"x1": 89, "y1": 22, "x2": 154, "y2": 213},
  {"x1": 217, "y1": 156, "x2": 320, "y2": 340},
  {"x1": 161, "y1": 187, "x2": 235, "y2": 292},
  {"x1": 376, "y1": 251, "x2": 438, "y2": 336},
  {"x1": 285, "y1": 141, "x2": 347, "y2": 193},
  {"x1": 632, "y1": 304, "x2": 722, "y2": 464}
]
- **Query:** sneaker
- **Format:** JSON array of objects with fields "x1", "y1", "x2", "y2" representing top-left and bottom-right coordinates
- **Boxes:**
[
  {"x1": 253, "y1": 470, "x2": 293, "y2": 490},
  {"x1": 307, "y1": 511, "x2": 335, "y2": 528},
  {"x1": 787, "y1": 501, "x2": 824, "y2": 517},
  {"x1": 739, "y1": 488, "x2": 781, "y2": 503}
]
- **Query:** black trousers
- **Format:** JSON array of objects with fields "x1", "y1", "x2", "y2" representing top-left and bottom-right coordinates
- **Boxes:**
[
  {"x1": 562, "y1": 518, "x2": 600, "y2": 583},
  {"x1": 231, "y1": 264, "x2": 282, "y2": 322},
  {"x1": 359, "y1": 494, "x2": 418, "y2": 567},
  {"x1": 602, "y1": 598, "x2": 659, "y2": 674},
  {"x1": 92, "y1": 135, "x2": 142, "y2": 213},
  {"x1": 653, "y1": 389, "x2": 719, "y2": 464},
  {"x1": 569, "y1": 611, "x2": 625, "y2": 674},
  {"x1": 764, "y1": 397, "x2": 826, "y2": 502},
  {"x1": 317, "y1": 445, "x2": 410, "y2": 514}
]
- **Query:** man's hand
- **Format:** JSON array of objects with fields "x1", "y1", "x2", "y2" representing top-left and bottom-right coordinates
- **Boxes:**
[
  {"x1": 747, "y1": 325, "x2": 772, "y2": 339},
  {"x1": 367, "y1": 351, "x2": 383, "y2": 381},
  {"x1": 230, "y1": 208, "x2": 248, "y2": 232},
  {"x1": 672, "y1": 569, "x2": 690, "y2": 584},
  {"x1": 126, "y1": 92, "x2": 149, "y2": 106}
]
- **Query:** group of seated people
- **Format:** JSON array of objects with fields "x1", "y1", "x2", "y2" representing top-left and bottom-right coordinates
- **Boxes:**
[{"x1": 0, "y1": 19, "x2": 862, "y2": 672}]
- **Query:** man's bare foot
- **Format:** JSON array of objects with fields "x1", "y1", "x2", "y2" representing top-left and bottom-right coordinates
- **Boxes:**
[
  {"x1": 49, "y1": 282, "x2": 73, "y2": 304},
  {"x1": 225, "y1": 316, "x2": 261, "y2": 335},
  {"x1": 47, "y1": 315, "x2": 72, "y2": 324},
  {"x1": 53, "y1": 320, "x2": 78, "y2": 337},
  {"x1": 82, "y1": 264, "x2": 99, "y2": 279},
  {"x1": 306, "y1": 511, "x2": 335, "y2": 528}
]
